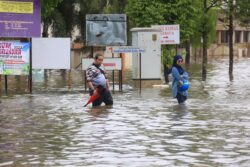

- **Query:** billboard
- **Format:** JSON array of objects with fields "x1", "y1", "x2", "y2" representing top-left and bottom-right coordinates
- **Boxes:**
[
  {"x1": 86, "y1": 14, "x2": 127, "y2": 46},
  {"x1": 152, "y1": 25, "x2": 180, "y2": 45},
  {"x1": 32, "y1": 38, "x2": 70, "y2": 70},
  {"x1": 0, "y1": 41, "x2": 30, "y2": 75},
  {"x1": 0, "y1": 0, "x2": 41, "y2": 37}
]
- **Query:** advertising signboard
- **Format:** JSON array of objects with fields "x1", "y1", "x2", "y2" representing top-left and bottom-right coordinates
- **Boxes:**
[
  {"x1": 152, "y1": 25, "x2": 180, "y2": 45},
  {"x1": 0, "y1": 41, "x2": 30, "y2": 75},
  {"x1": 32, "y1": 38, "x2": 71, "y2": 69},
  {"x1": 0, "y1": 0, "x2": 41, "y2": 37},
  {"x1": 86, "y1": 14, "x2": 127, "y2": 46}
]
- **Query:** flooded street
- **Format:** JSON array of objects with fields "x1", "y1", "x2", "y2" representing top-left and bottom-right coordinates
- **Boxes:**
[{"x1": 1, "y1": 58, "x2": 250, "y2": 167}]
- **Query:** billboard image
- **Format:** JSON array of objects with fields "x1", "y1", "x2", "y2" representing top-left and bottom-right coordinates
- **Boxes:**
[
  {"x1": 86, "y1": 14, "x2": 127, "y2": 46},
  {"x1": 0, "y1": 41, "x2": 30, "y2": 75},
  {"x1": 0, "y1": 0, "x2": 41, "y2": 37}
]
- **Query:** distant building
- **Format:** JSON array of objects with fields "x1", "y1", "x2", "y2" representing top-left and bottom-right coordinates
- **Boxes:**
[{"x1": 208, "y1": 16, "x2": 250, "y2": 57}]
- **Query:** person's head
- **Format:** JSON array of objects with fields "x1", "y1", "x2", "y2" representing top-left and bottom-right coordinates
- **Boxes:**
[
  {"x1": 173, "y1": 54, "x2": 183, "y2": 67},
  {"x1": 94, "y1": 53, "x2": 104, "y2": 65}
]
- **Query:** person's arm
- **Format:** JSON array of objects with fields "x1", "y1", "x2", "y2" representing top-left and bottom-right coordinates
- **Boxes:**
[
  {"x1": 182, "y1": 71, "x2": 189, "y2": 80},
  {"x1": 172, "y1": 67, "x2": 183, "y2": 81},
  {"x1": 86, "y1": 66, "x2": 95, "y2": 91},
  {"x1": 106, "y1": 79, "x2": 110, "y2": 90},
  {"x1": 87, "y1": 81, "x2": 95, "y2": 91},
  {"x1": 102, "y1": 65, "x2": 111, "y2": 91}
]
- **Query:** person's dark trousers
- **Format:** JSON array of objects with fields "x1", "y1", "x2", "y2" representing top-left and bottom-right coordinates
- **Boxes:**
[
  {"x1": 176, "y1": 93, "x2": 187, "y2": 104},
  {"x1": 89, "y1": 89, "x2": 113, "y2": 107},
  {"x1": 163, "y1": 64, "x2": 170, "y2": 84}
]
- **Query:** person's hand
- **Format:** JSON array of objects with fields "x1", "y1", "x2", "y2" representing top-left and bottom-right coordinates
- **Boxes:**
[
  {"x1": 178, "y1": 81, "x2": 183, "y2": 86},
  {"x1": 108, "y1": 89, "x2": 112, "y2": 94},
  {"x1": 89, "y1": 89, "x2": 94, "y2": 96}
]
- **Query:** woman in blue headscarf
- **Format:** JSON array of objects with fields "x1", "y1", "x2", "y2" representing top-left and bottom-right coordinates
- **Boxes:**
[{"x1": 171, "y1": 55, "x2": 189, "y2": 104}]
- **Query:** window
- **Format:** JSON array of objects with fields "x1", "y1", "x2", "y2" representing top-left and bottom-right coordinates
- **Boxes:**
[
  {"x1": 221, "y1": 30, "x2": 229, "y2": 43},
  {"x1": 244, "y1": 31, "x2": 249, "y2": 43},
  {"x1": 235, "y1": 31, "x2": 242, "y2": 43}
]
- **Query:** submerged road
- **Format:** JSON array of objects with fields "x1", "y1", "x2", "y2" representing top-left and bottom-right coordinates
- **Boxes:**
[{"x1": 0, "y1": 58, "x2": 250, "y2": 166}]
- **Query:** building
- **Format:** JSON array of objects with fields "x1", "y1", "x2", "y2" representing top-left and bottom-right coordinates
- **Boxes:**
[{"x1": 208, "y1": 16, "x2": 250, "y2": 57}]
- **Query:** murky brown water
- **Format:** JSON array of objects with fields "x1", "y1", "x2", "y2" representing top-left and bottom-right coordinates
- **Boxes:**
[{"x1": 0, "y1": 58, "x2": 250, "y2": 166}]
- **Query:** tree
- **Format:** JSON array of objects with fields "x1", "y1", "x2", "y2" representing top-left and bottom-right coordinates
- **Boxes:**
[
  {"x1": 41, "y1": 0, "x2": 63, "y2": 37},
  {"x1": 228, "y1": 0, "x2": 234, "y2": 79},
  {"x1": 236, "y1": 0, "x2": 250, "y2": 27},
  {"x1": 76, "y1": 0, "x2": 108, "y2": 41},
  {"x1": 126, "y1": 0, "x2": 166, "y2": 27},
  {"x1": 171, "y1": 0, "x2": 200, "y2": 66},
  {"x1": 41, "y1": 0, "x2": 63, "y2": 20},
  {"x1": 103, "y1": 0, "x2": 128, "y2": 14},
  {"x1": 218, "y1": 0, "x2": 250, "y2": 80},
  {"x1": 197, "y1": 0, "x2": 220, "y2": 81},
  {"x1": 126, "y1": 0, "x2": 203, "y2": 82}
]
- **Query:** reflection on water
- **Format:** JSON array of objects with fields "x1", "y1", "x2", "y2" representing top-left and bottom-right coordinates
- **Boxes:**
[{"x1": 1, "y1": 58, "x2": 250, "y2": 166}]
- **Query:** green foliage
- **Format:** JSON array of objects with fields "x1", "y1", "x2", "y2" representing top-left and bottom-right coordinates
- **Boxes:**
[
  {"x1": 192, "y1": 7, "x2": 218, "y2": 48},
  {"x1": 76, "y1": 0, "x2": 106, "y2": 40},
  {"x1": 190, "y1": 0, "x2": 219, "y2": 49},
  {"x1": 162, "y1": 46, "x2": 175, "y2": 67},
  {"x1": 41, "y1": 0, "x2": 63, "y2": 21},
  {"x1": 125, "y1": 0, "x2": 166, "y2": 27},
  {"x1": 103, "y1": 0, "x2": 127, "y2": 14},
  {"x1": 236, "y1": 0, "x2": 250, "y2": 27},
  {"x1": 50, "y1": 9, "x2": 67, "y2": 37},
  {"x1": 173, "y1": 0, "x2": 198, "y2": 43},
  {"x1": 22, "y1": 64, "x2": 30, "y2": 73},
  {"x1": 125, "y1": 0, "x2": 202, "y2": 66}
]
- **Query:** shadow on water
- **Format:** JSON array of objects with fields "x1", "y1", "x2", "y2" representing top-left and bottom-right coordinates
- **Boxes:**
[{"x1": 1, "y1": 58, "x2": 250, "y2": 166}]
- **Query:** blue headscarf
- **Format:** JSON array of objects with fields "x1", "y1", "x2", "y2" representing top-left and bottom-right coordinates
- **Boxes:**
[{"x1": 172, "y1": 54, "x2": 184, "y2": 75}]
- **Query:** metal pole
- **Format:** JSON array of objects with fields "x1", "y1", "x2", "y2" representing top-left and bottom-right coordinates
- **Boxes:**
[
  {"x1": 84, "y1": 70, "x2": 87, "y2": 92},
  {"x1": 0, "y1": 75, "x2": 2, "y2": 96},
  {"x1": 119, "y1": 53, "x2": 123, "y2": 92},
  {"x1": 91, "y1": 46, "x2": 94, "y2": 58},
  {"x1": 68, "y1": 69, "x2": 71, "y2": 90},
  {"x1": 139, "y1": 52, "x2": 141, "y2": 93},
  {"x1": 112, "y1": 53, "x2": 115, "y2": 93},
  {"x1": 5, "y1": 75, "x2": 7, "y2": 94},
  {"x1": 29, "y1": 38, "x2": 32, "y2": 93},
  {"x1": 120, "y1": 70, "x2": 122, "y2": 92}
]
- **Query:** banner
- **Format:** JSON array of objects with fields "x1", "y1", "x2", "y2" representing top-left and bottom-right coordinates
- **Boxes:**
[
  {"x1": 86, "y1": 14, "x2": 127, "y2": 46},
  {"x1": 0, "y1": 41, "x2": 30, "y2": 75},
  {"x1": 0, "y1": 0, "x2": 41, "y2": 37}
]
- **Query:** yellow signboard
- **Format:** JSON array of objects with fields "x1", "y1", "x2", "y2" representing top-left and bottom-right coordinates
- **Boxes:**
[{"x1": 0, "y1": 1, "x2": 33, "y2": 14}]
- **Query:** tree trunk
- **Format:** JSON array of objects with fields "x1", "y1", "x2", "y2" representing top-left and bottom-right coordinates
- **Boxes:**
[
  {"x1": 185, "y1": 39, "x2": 191, "y2": 66},
  {"x1": 202, "y1": 0, "x2": 208, "y2": 81},
  {"x1": 194, "y1": 47, "x2": 197, "y2": 63},
  {"x1": 229, "y1": 0, "x2": 234, "y2": 78},
  {"x1": 42, "y1": 22, "x2": 49, "y2": 37},
  {"x1": 202, "y1": 32, "x2": 208, "y2": 81},
  {"x1": 163, "y1": 64, "x2": 170, "y2": 84}
]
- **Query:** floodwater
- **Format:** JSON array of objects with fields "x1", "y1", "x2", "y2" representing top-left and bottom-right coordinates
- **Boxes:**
[{"x1": 0, "y1": 58, "x2": 250, "y2": 167}]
